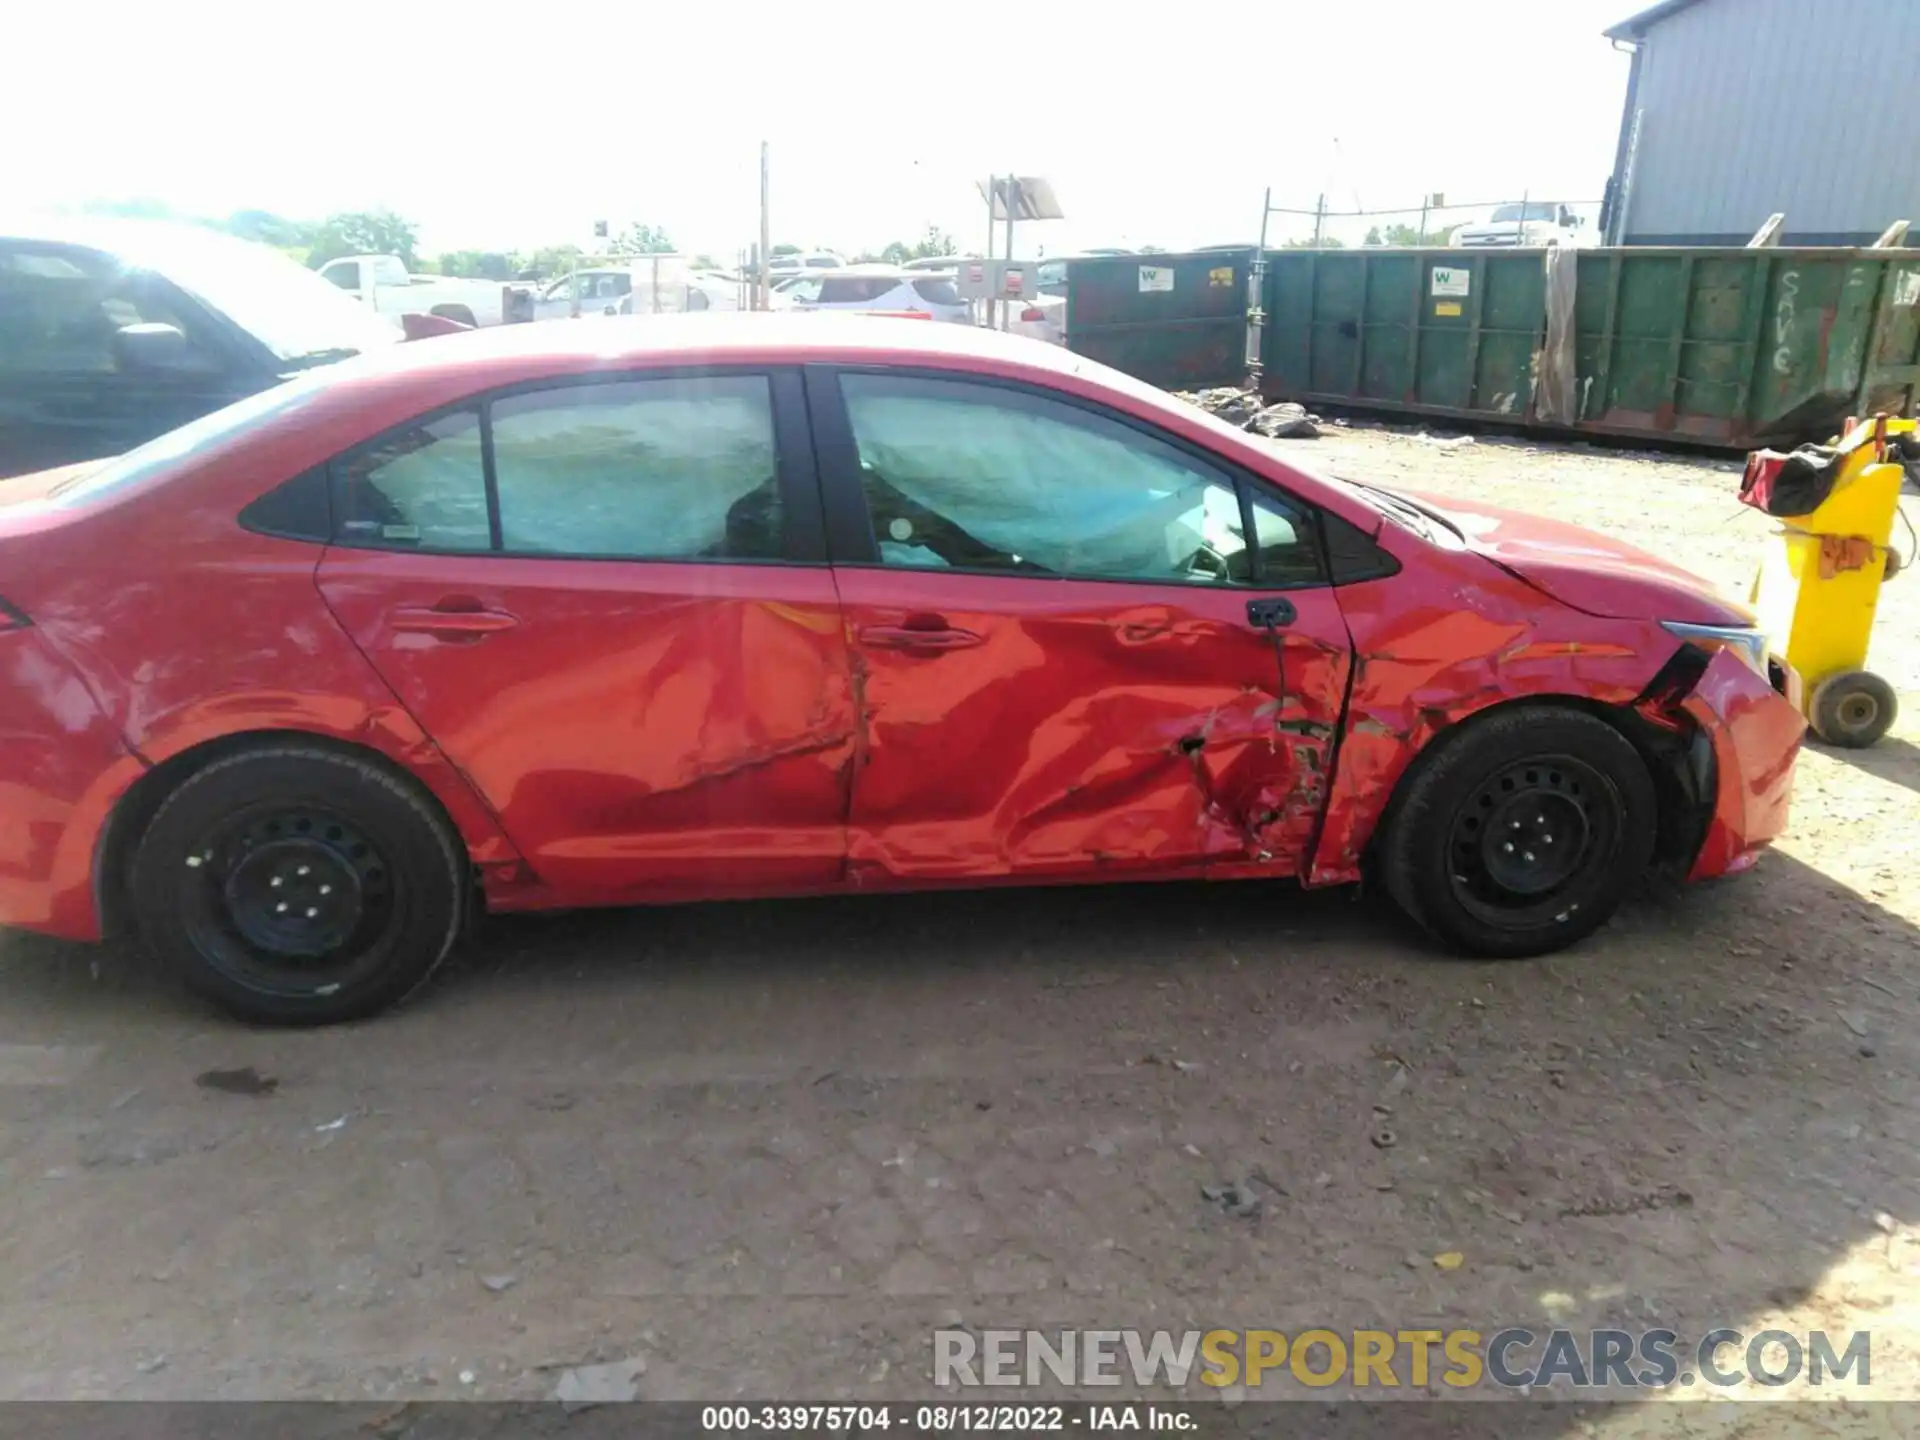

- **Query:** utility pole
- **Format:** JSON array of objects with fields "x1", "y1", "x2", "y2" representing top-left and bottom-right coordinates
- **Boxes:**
[{"x1": 758, "y1": 141, "x2": 771, "y2": 312}]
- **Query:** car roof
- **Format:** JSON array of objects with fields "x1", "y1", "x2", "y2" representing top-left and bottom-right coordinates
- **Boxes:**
[
  {"x1": 0, "y1": 214, "x2": 289, "y2": 270},
  {"x1": 320, "y1": 313, "x2": 1077, "y2": 389}
]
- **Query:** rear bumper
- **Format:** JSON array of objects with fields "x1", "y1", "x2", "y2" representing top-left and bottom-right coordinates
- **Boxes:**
[
  {"x1": 0, "y1": 630, "x2": 143, "y2": 941},
  {"x1": 1682, "y1": 649, "x2": 1807, "y2": 880}
]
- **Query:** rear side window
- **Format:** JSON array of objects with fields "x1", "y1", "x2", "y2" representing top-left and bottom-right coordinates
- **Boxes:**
[
  {"x1": 336, "y1": 410, "x2": 491, "y2": 552},
  {"x1": 820, "y1": 276, "x2": 899, "y2": 304},
  {"x1": 490, "y1": 377, "x2": 780, "y2": 559},
  {"x1": 910, "y1": 278, "x2": 960, "y2": 305},
  {"x1": 328, "y1": 375, "x2": 784, "y2": 562}
]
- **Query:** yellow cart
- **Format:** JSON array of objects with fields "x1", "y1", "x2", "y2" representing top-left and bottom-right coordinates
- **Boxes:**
[{"x1": 1746, "y1": 415, "x2": 1914, "y2": 748}]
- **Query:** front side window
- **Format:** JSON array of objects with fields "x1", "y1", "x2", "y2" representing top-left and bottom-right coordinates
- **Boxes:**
[
  {"x1": 838, "y1": 373, "x2": 1321, "y2": 585},
  {"x1": 0, "y1": 244, "x2": 216, "y2": 375}
]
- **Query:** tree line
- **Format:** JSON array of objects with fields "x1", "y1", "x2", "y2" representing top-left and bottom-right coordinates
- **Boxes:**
[{"x1": 81, "y1": 200, "x2": 964, "y2": 280}]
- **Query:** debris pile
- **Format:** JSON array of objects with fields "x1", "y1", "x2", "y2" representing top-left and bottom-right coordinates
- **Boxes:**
[{"x1": 1175, "y1": 387, "x2": 1322, "y2": 440}]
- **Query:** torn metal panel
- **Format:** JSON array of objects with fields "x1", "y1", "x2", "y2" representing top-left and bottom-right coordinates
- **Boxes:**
[
  {"x1": 1308, "y1": 558, "x2": 1685, "y2": 887},
  {"x1": 1681, "y1": 649, "x2": 1806, "y2": 879},
  {"x1": 836, "y1": 570, "x2": 1350, "y2": 884}
]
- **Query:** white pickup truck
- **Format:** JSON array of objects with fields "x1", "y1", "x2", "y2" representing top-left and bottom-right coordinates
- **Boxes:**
[
  {"x1": 316, "y1": 253, "x2": 533, "y2": 327},
  {"x1": 1450, "y1": 204, "x2": 1587, "y2": 249}
]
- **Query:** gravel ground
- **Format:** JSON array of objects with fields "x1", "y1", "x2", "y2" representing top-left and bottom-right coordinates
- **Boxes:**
[{"x1": 1, "y1": 425, "x2": 1917, "y2": 1422}]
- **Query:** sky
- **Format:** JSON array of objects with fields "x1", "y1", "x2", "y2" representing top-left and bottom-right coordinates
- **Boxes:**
[{"x1": 5, "y1": 0, "x2": 1640, "y2": 260}]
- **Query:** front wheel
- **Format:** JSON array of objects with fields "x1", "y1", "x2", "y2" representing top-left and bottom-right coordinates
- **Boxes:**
[
  {"x1": 1379, "y1": 706, "x2": 1658, "y2": 958},
  {"x1": 130, "y1": 747, "x2": 468, "y2": 1024}
]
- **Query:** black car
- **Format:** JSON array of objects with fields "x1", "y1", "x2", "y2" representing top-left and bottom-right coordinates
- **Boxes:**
[{"x1": 0, "y1": 219, "x2": 409, "y2": 478}]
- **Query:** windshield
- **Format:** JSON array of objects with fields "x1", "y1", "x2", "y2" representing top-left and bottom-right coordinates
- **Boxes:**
[
  {"x1": 1491, "y1": 203, "x2": 1558, "y2": 223},
  {"x1": 140, "y1": 229, "x2": 404, "y2": 363},
  {"x1": 49, "y1": 370, "x2": 331, "y2": 504}
]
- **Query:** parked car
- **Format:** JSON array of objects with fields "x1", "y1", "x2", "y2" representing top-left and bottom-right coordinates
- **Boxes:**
[
  {"x1": 530, "y1": 262, "x2": 753, "y2": 321},
  {"x1": 1451, "y1": 203, "x2": 1586, "y2": 248},
  {"x1": 0, "y1": 315, "x2": 1803, "y2": 1024},
  {"x1": 1007, "y1": 256, "x2": 1074, "y2": 345},
  {"x1": 0, "y1": 217, "x2": 414, "y2": 478},
  {"x1": 901, "y1": 255, "x2": 975, "y2": 274},
  {"x1": 780, "y1": 266, "x2": 970, "y2": 322},
  {"x1": 317, "y1": 253, "x2": 534, "y2": 326}
]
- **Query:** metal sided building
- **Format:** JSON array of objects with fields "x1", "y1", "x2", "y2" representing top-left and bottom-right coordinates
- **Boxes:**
[{"x1": 1600, "y1": 0, "x2": 1920, "y2": 247}]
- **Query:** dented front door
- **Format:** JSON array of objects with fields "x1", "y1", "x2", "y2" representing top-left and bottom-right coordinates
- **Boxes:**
[
  {"x1": 810, "y1": 367, "x2": 1351, "y2": 884},
  {"x1": 837, "y1": 570, "x2": 1350, "y2": 881}
]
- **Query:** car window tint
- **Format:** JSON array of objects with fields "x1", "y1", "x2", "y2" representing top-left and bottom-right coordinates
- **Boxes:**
[
  {"x1": 335, "y1": 408, "x2": 491, "y2": 552},
  {"x1": 911, "y1": 278, "x2": 961, "y2": 305},
  {"x1": 783, "y1": 277, "x2": 823, "y2": 303},
  {"x1": 840, "y1": 373, "x2": 1262, "y2": 585},
  {"x1": 489, "y1": 376, "x2": 781, "y2": 560}
]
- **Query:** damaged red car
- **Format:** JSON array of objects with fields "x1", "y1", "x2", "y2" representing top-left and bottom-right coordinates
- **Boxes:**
[{"x1": 0, "y1": 317, "x2": 1805, "y2": 1023}]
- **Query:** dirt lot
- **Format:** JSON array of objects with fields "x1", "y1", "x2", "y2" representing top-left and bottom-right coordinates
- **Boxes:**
[{"x1": 2, "y1": 425, "x2": 1917, "y2": 1418}]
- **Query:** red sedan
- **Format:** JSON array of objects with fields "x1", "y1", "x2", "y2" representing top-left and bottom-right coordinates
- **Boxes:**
[{"x1": 0, "y1": 317, "x2": 1804, "y2": 1024}]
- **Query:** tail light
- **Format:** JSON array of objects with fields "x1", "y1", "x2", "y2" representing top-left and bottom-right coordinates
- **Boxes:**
[
  {"x1": 1020, "y1": 307, "x2": 1045, "y2": 322},
  {"x1": 857, "y1": 310, "x2": 931, "y2": 320}
]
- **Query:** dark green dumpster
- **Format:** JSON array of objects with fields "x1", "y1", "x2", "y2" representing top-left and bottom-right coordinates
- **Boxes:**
[
  {"x1": 1064, "y1": 249, "x2": 1255, "y2": 390},
  {"x1": 1066, "y1": 245, "x2": 1920, "y2": 448}
]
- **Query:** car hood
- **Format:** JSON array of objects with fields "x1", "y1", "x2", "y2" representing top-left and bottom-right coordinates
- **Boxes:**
[{"x1": 1404, "y1": 490, "x2": 1753, "y2": 626}]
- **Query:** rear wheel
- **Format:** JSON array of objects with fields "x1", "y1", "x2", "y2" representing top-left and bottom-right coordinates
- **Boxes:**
[
  {"x1": 1381, "y1": 706, "x2": 1657, "y2": 958},
  {"x1": 130, "y1": 747, "x2": 467, "y2": 1025}
]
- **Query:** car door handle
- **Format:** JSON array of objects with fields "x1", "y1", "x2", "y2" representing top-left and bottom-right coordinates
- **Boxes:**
[
  {"x1": 858, "y1": 622, "x2": 983, "y2": 652},
  {"x1": 390, "y1": 604, "x2": 520, "y2": 639},
  {"x1": 1246, "y1": 597, "x2": 1296, "y2": 629}
]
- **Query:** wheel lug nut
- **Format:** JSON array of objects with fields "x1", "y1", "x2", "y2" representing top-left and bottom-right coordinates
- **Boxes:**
[
  {"x1": 305, "y1": 907, "x2": 319, "y2": 918},
  {"x1": 297, "y1": 865, "x2": 311, "y2": 876},
  {"x1": 1502, "y1": 842, "x2": 1515, "y2": 853},
  {"x1": 1523, "y1": 851, "x2": 1535, "y2": 862},
  {"x1": 270, "y1": 876, "x2": 283, "y2": 888},
  {"x1": 275, "y1": 902, "x2": 289, "y2": 913},
  {"x1": 320, "y1": 885, "x2": 332, "y2": 895}
]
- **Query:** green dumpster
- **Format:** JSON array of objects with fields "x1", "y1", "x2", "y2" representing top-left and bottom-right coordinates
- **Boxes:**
[{"x1": 1066, "y1": 245, "x2": 1920, "y2": 449}]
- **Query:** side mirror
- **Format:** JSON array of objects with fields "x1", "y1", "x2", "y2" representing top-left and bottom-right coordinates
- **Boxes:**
[{"x1": 112, "y1": 322, "x2": 193, "y2": 371}]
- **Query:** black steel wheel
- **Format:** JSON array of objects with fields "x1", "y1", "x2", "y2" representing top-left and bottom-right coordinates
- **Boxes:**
[
  {"x1": 1808, "y1": 670, "x2": 1896, "y2": 749},
  {"x1": 130, "y1": 746, "x2": 467, "y2": 1025},
  {"x1": 1381, "y1": 706, "x2": 1657, "y2": 959}
]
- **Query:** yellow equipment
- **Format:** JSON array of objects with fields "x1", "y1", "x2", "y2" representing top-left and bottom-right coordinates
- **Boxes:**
[{"x1": 1748, "y1": 414, "x2": 1912, "y2": 748}]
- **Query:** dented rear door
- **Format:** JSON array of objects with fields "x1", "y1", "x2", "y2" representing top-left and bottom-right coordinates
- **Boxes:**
[
  {"x1": 809, "y1": 366, "x2": 1351, "y2": 884},
  {"x1": 316, "y1": 367, "x2": 856, "y2": 904}
]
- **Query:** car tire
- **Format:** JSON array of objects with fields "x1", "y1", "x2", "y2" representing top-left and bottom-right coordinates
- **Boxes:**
[
  {"x1": 129, "y1": 746, "x2": 468, "y2": 1025},
  {"x1": 1380, "y1": 705, "x2": 1657, "y2": 959}
]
